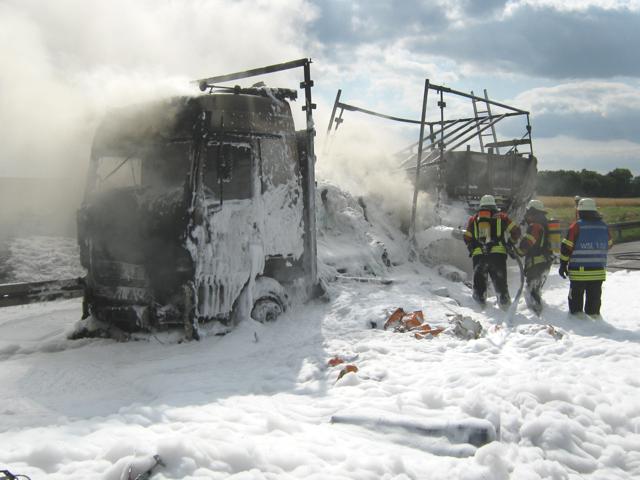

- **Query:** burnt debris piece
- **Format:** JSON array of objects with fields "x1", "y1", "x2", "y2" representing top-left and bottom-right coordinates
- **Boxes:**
[
  {"x1": 76, "y1": 59, "x2": 320, "y2": 338},
  {"x1": 331, "y1": 412, "x2": 497, "y2": 450}
]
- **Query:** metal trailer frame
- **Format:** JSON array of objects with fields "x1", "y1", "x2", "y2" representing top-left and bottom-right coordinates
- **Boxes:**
[{"x1": 324, "y1": 80, "x2": 534, "y2": 239}]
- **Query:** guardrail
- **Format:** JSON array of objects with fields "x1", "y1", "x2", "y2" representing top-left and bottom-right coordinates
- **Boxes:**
[
  {"x1": 555, "y1": 220, "x2": 640, "y2": 243},
  {"x1": 608, "y1": 221, "x2": 640, "y2": 242},
  {"x1": 0, "y1": 278, "x2": 83, "y2": 308}
]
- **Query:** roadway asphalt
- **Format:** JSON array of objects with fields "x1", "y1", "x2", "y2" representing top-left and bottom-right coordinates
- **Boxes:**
[{"x1": 608, "y1": 240, "x2": 640, "y2": 271}]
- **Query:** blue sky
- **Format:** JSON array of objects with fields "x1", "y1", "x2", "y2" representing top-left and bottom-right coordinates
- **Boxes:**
[
  {"x1": 1, "y1": 0, "x2": 639, "y2": 176},
  {"x1": 305, "y1": 0, "x2": 640, "y2": 174}
]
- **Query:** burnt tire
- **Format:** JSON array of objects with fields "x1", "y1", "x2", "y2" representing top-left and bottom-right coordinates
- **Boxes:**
[
  {"x1": 250, "y1": 277, "x2": 287, "y2": 323},
  {"x1": 251, "y1": 298, "x2": 283, "y2": 323}
]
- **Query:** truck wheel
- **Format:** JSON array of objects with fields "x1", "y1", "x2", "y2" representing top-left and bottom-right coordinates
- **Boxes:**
[
  {"x1": 251, "y1": 298, "x2": 283, "y2": 323},
  {"x1": 250, "y1": 277, "x2": 287, "y2": 323}
]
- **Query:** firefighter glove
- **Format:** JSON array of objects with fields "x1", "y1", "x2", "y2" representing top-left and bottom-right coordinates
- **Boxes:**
[{"x1": 558, "y1": 261, "x2": 568, "y2": 279}]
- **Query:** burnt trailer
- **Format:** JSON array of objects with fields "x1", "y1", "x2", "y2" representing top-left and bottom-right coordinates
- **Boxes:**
[
  {"x1": 325, "y1": 81, "x2": 537, "y2": 221},
  {"x1": 408, "y1": 148, "x2": 537, "y2": 216},
  {"x1": 77, "y1": 59, "x2": 319, "y2": 338}
]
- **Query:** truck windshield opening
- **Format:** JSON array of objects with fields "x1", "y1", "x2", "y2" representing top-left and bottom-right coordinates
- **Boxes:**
[{"x1": 93, "y1": 141, "x2": 191, "y2": 193}]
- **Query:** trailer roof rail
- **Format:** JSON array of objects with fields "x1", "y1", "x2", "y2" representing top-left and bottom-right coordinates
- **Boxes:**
[{"x1": 195, "y1": 58, "x2": 312, "y2": 90}]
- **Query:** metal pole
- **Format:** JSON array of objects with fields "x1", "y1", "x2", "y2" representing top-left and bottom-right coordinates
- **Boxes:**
[
  {"x1": 326, "y1": 89, "x2": 342, "y2": 136},
  {"x1": 526, "y1": 113, "x2": 534, "y2": 156},
  {"x1": 409, "y1": 79, "x2": 430, "y2": 247},
  {"x1": 437, "y1": 88, "x2": 446, "y2": 219},
  {"x1": 301, "y1": 61, "x2": 318, "y2": 288},
  {"x1": 333, "y1": 102, "x2": 427, "y2": 125},
  {"x1": 426, "y1": 82, "x2": 529, "y2": 115},
  {"x1": 195, "y1": 58, "x2": 310, "y2": 89},
  {"x1": 471, "y1": 90, "x2": 485, "y2": 153},
  {"x1": 323, "y1": 89, "x2": 342, "y2": 155},
  {"x1": 484, "y1": 89, "x2": 500, "y2": 155}
]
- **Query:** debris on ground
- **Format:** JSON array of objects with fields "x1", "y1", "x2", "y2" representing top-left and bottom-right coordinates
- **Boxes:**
[
  {"x1": 383, "y1": 307, "x2": 406, "y2": 330},
  {"x1": 518, "y1": 324, "x2": 565, "y2": 340},
  {"x1": 413, "y1": 324, "x2": 446, "y2": 340},
  {"x1": 449, "y1": 314, "x2": 483, "y2": 340},
  {"x1": 437, "y1": 265, "x2": 467, "y2": 283},
  {"x1": 335, "y1": 275, "x2": 393, "y2": 285},
  {"x1": 337, "y1": 364, "x2": 358, "y2": 381},
  {"x1": 331, "y1": 411, "x2": 497, "y2": 450},
  {"x1": 382, "y1": 308, "x2": 445, "y2": 339},
  {"x1": 121, "y1": 454, "x2": 165, "y2": 480},
  {"x1": 431, "y1": 286, "x2": 450, "y2": 297},
  {"x1": 328, "y1": 356, "x2": 345, "y2": 367}
]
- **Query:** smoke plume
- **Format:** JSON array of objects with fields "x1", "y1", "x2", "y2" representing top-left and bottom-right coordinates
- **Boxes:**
[
  {"x1": 0, "y1": 0, "x2": 313, "y2": 235},
  {"x1": 317, "y1": 117, "x2": 442, "y2": 231}
]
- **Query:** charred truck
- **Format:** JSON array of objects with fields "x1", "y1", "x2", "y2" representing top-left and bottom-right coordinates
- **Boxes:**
[{"x1": 77, "y1": 59, "x2": 319, "y2": 339}]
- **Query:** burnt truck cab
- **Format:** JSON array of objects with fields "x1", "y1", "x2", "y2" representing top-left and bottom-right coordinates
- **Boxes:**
[{"x1": 77, "y1": 83, "x2": 318, "y2": 337}]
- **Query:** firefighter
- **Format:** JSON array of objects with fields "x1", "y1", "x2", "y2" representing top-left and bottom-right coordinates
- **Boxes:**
[
  {"x1": 516, "y1": 199, "x2": 554, "y2": 315},
  {"x1": 559, "y1": 198, "x2": 612, "y2": 317},
  {"x1": 464, "y1": 194, "x2": 521, "y2": 307}
]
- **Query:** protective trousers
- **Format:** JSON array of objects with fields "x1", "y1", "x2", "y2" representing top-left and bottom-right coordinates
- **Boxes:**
[
  {"x1": 568, "y1": 280, "x2": 603, "y2": 315},
  {"x1": 472, "y1": 253, "x2": 510, "y2": 306},
  {"x1": 524, "y1": 261, "x2": 551, "y2": 314}
]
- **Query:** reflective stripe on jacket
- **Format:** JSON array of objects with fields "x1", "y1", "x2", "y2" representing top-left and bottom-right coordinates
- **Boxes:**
[
  {"x1": 464, "y1": 210, "x2": 520, "y2": 257},
  {"x1": 517, "y1": 221, "x2": 550, "y2": 268},
  {"x1": 560, "y1": 218, "x2": 611, "y2": 282}
]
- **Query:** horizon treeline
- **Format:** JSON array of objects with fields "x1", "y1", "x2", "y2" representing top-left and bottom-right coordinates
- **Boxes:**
[{"x1": 536, "y1": 168, "x2": 640, "y2": 197}]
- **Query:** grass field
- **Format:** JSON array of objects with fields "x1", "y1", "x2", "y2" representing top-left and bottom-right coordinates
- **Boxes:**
[{"x1": 538, "y1": 196, "x2": 640, "y2": 243}]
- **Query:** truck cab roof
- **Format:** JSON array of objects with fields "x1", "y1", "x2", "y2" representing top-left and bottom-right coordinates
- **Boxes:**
[{"x1": 92, "y1": 91, "x2": 296, "y2": 157}]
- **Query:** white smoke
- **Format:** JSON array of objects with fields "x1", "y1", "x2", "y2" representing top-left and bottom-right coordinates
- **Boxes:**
[
  {"x1": 0, "y1": 0, "x2": 317, "y2": 237},
  {"x1": 317, "y1": 116, "x2": 440, "y2": 231},
  {"x1": 0, "y1": 0, "x2": 459, "y2": 237},
  {"x1": 0, "y1": 0, "x2": 313, "y2": 178}
]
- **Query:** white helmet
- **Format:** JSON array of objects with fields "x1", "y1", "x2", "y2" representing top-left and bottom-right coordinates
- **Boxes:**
[
  {"x1": 479, "y1": 194, "x2": 497, "y2": 209},
  {"x1": 526, "y1": 199, "x2": 546, "y2": 212},
  {"x1": 578, "y1": 198, "x2": 597, "y2": 211}
]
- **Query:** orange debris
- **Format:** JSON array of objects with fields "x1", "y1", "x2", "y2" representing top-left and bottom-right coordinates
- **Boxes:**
[
  {"x1": 402, "y1": 311, "x2": 424, "y2": 330},
  {"x1": 328, "y1": 356, "x2": 345, "y2": 367},
  {"x1": 337, "y1": 364, "x2": 358, "y2": 381},
  {"x1": 383, "y1": 308, "x2": 405, "y2": 330},
  {"x1": 383, "y1": 307, "x2": 444, "y2": 339}
]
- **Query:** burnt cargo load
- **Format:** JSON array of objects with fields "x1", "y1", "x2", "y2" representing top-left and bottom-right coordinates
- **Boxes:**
[
  {"x1": 78, "y1": 64, "x2": 318, "y2": 337},
  {"x1": 410, "y1": 149, "x2": 537, "y2": 215}
]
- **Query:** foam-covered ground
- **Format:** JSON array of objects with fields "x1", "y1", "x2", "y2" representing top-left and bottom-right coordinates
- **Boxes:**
[{"x1": 1, "y1": 186, "x2": 639, "y2": 479}]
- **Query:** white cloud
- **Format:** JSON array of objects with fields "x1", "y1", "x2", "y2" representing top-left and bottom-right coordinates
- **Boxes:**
[
  {"x1": 513, "y1": 81, "x2": 640, "y2": 116},
  {"x1": 512, "y1": 0, "x2": 640, "y2": 12},
  {"x1": 535, "y1": 135, "x2": 640, "y2": 174}
]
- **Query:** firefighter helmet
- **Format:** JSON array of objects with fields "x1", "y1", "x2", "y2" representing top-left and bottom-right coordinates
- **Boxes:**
[
  {"x1": 479, "y1": 194, "x2": 497, "y2": 209},
  {"x1": 578, "y1": 198, "x2": 597, "y2": 211},
  {"x1": 526, "y1": 199, "x2": 546, "y2": 213}
]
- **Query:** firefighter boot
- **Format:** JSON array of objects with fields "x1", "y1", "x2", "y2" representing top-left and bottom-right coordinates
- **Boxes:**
[
  {"x1": 472, "y1": 290, "x2": 486, "y2": 306},
  {"x1": 498, "y1": 293, "x2": 511, "y2": 309}
]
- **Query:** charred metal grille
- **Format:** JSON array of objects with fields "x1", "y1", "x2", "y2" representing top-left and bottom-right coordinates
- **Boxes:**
[{"x1": 92, "y1": 259, "x2": 148, "y2": 288}]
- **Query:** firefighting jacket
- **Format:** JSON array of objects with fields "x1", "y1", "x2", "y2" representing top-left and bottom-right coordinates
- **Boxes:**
[
  {"x1": 560, "y1": 218, "x2": 612, "y2": 281},
  {"x1": 464, "y1": 210, "x2": 521, "y2": 257},
  {"x1": 517, "y1": 216, "x2": 552, "y2": 268}
]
